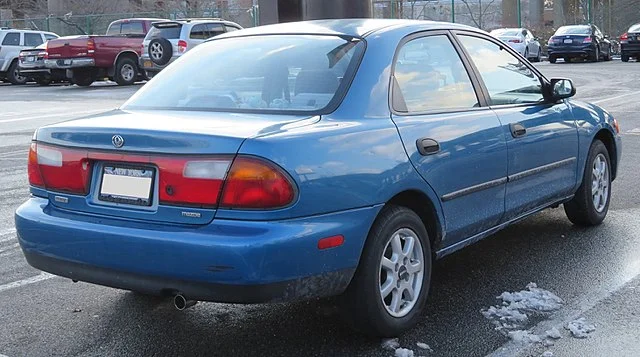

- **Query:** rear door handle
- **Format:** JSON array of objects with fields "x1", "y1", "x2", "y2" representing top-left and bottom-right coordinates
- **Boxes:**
[
  {"x1": 510, "y1": 123, "x2": 527, "y2": 138},
  {"x1": 416, "y1": 138, "x2": 440, "y2": 155}
]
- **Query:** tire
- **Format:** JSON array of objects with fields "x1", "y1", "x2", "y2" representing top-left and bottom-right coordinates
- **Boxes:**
[
  {"x1": 549, "y1": 56, "x2": 557, "y2": 64},
  {"x1": 591, "y1": 46, "x2": 600, "y2": 62},
  {"x1": 564, "y1": 57, "x2": 571, "y2": 63},
  {"x1": 564, "y1": 140, "x2": 612, "y2": 226},
  {"x1": 534, "y1": 48, "x2": 542, "y2": 62},
  {"x1": 114, "y1": 57, "x2": 138, "y2": 86},
  {"x1": 605, "y1": 48, "x2": 612, "y2": 61},
  {"x1": 524, "y1": 48, "x2": 529, "y2": 61},
  {"x1": 148, "y1": 38, "x2": 173, "y2": 66},
  {"x1": 72, "y1": 69, "x2": 95, "y2": 87},
  {"x1": 37, "y1": 77, "x2": 51, "y2": 86},
  {"x1": 7, "y1": 60, "x2": 27, "y2": 85},
  {"x1": 341, "y1": 205, "x2": 432, "y2": 336},
  {"x1": 622, "y1": 54, "x2": 630, "y2": 62}
]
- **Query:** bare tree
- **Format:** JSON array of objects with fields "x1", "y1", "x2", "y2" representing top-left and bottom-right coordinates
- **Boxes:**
[{"x1": 460, "y1": 0, "x2": 499, "y2": 29}]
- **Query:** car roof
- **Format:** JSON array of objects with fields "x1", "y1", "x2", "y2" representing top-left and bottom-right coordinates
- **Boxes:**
[
  {"x1": 153, "y1": 19, "x2": 239, "y2": 26},
  {"x1": 218, "y1": 19, "x2": 477, "y2": 39}
]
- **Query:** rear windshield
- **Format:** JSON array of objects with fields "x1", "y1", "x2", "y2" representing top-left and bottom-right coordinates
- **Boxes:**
[
  {"x1": 123, "y1": 35, "x2": 365, "y2": 114},
  {"x1": 147, "y1": 23, "x2": 183, "y2": 39},
  {"x1": 555, "y1": 26, "x2": 591, "y2": 35},
  {"x1": 491, "y1": 29, "x2": 521, "y2": 36},
  {"x1": 629, "y1": 24, "x2": 640, "y2": 33}
]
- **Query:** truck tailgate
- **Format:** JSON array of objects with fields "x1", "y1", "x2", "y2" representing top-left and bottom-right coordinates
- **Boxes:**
[{"x1": 46, "y1": 36, "x2": 91, "y2": 58}]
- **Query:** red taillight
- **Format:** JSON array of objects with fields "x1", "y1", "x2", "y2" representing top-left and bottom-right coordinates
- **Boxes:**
[
  {"x1": 178, "y1": 40, "x2": 187, "y2": 53},
  {"x1": 28, "y1": 143, "x2": 91, "y2": 194},
  {"x1": 583, "y1": 36, "x2": 593, "y2": 43},
  {"x1": 509, "y1": 39, "x2": 522, "y2": 43},
  {"x1": 220, "y1": 157, "x2": 295, "y2": 209},
  {"x1": 87, "y1": 39, "x2": 95, "y2": 55},
  {"x1": 318, "y1": 235, "x2": 345, "y2": 250},
  {"x1": 44, "y1": 41, "x2": 49, "y2": 59},
  {"x1": 620, "y1": 33, "x2": 628, "y2": 40},
  {"x1": 548, "y1": 37, "x2": 555, "y2": 45}
]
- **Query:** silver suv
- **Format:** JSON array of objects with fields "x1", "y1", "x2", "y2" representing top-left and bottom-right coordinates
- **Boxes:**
[
  {"x1": 0, "y1": 28, "x2": 58, "y2": 84},
  {"x1": 140, "y1": 19, "x2": 242, "y2": 76}
]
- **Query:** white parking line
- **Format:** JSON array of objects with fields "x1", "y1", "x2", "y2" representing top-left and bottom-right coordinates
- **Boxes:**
[
  {"x1": 0, "y1": 109, "x2": 107, "y2": 124},
  {"x1": 0, "y1": 272, "x2": 54, "y2": 293},
  {"x1": 0, "y1": 228, "x2": 16, "y2": 236},
  {"x1": 593, "y1": 91, "x2": 640, "y2": 104}
]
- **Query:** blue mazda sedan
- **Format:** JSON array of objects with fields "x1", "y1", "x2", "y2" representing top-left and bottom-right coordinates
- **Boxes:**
[{"x1": 16, "y1": 19, "x2": 621, "y2": 336}]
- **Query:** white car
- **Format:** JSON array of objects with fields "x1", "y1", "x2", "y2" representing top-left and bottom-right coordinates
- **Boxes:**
[
  {"x1": 0, "y1": 28, "x2": 59, "y2": 84},
  {"x1": 490, "y1": 28, "x2": 542, "y2": 62}
]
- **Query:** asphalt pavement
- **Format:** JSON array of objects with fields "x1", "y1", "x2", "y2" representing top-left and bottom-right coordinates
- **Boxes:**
[{"x1": 0, "y1": 60, "x2": 639, "y2": 357}]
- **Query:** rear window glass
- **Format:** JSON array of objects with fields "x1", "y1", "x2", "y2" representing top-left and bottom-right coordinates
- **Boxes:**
[
  {"x1": 491, "y1": 29, "x2": 521, "y2": 36},
  {"x1": 1, "y1": 32, "x2": 20, "y2": 46},
  {"x1": 24, "y1": 33, "x2": 43, "y2": 46},
  {"x1": 106, "y1": 23, "x2": 121, "y2": 35},
  {"x1": 629, "y1": 24, "x2": 640, "y2": 33},
  {"x1": 148, "y1": 24, "x2": 183, "y2": 39},
  {"x1": 123, "y1": 35, "x2": 365, "y2": 114},
  {"x1": 121, "y1": 22, "x2": 145, "y2": 35},
  {"x1": 555, "y1": 26, "x2": 591, "y2": 35}
]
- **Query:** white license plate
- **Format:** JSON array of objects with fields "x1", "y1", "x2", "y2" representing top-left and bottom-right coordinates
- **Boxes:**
[
  {"x1": 99, "y1": 166, "x2": 154, "y2": 206},
  {"x1": 563, "y1": 39, "x2": 573, "y2": 44},
  {"x1": 63, "y1": 59, "x2": 72, "y2": 65},
  {"x1": 26, "y1": 56, "x2": 35, "y2": 62}
]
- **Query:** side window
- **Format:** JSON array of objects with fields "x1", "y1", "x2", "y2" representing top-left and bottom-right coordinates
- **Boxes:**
[
  {"x1": 45, "y1": 34, "x2": 58, "y2": 41},
  {"x1": 106, "y1": 23, "x2": 121, "y2": 36},
  {"x1": 121, "y1": 22, "x2": 145, "y2": 35},
  {"x1": 393, "y1": 35, "x2": 479, "y2": 113},
  {"x1": 458, "y1": 35, "x2": 544, "y2": 105},
  {"x1": 1, "y1": 32, "x2": 20, "y2": 46},
  {"x1": 225, "y1": 25, "x2": 240, "y2": 32},
  {"x1": 207, "y1": 24, "x2": 225, "y2": 38},
  {"x1": 190, "y1": 24, "x2": 207, "y2": 39},
  {"x1": 24, "y1": 33, "x2": 43, "y2": 46}
]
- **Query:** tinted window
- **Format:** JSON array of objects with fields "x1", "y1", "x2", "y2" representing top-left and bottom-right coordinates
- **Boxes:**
[
  {"x1": 121, "y1": 22, "x2": 145, "y2": 35},
  {"x1": 148, "y1": 24, "x2": 182, "y2": 39},
  {"x1": 393, "y1": 35, "x2": 478, "y2": 113},
  {"x1": 24, "y1": 33, "x2": 43, "y2": 46},
  {"x1": 225, "y1": 25, "x2": 240, "y2": 32},
  {"x1": 44, "y1": 34, "x2": 58, "y2": 40},
  {"x1": 124, "y1": 35, "x2": 365, "y2": 114},
  {"x1": 207, "y1": 24, "x2": 225, "y2": 38},
  {"x1": 2, "y1": 32, "x2": 20, "y2": 46},
  {"x1": 106, "y1": 23, "x2": 121, "y2": 35},
  {"x1": 555, "y1": 26, "x2": 591, "y2": 35},
  {"x1": 190, "y1": 24, "x2": 207, "y2": 39},
  {"x1": 458, "y1": 35, "x2": 543, "y2": 105}
]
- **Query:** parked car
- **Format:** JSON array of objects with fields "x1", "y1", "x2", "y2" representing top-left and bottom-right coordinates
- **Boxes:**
[
  {"x1": 18, "y1": 42, "x2": 68, "y2": 85},
  {"x1": 140, "y1": 18, "x2": 242, "y2": 77},
  {"x1": 17, "y1": 19, "x2": 621, "y2": 336},
  {"x1": 490, "y1": 27, "x2": 542, "y2": 62},
  {"x1": 620, "y1": 23, "x2": 640, "y2": 62},
  {"x1": 0, "y1": 28, "x2": 59, "y2": 84},
  {"x1": 44, "y1": 18, "x2": 167, "y2": 87},
  {"x1": 547, "y1": 24, "x2": 612, "y2": 63}
]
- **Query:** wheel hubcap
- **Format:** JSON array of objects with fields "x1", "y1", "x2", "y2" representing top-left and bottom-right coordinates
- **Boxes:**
[
  {"x1": 379, "y1": 228, "x2": 424, "y2": 318},
  {"x1": 150, "y1": 43, "x2": 163, "y2": 60},
  {"x1": 14, "y1": 68, "x2": 25, "y2": 82},
  {"x1": 121, "y1": 64, "x2": 135, "y2": 82},
  {"x1": 591, "y1": 153, "x2": 609, "y2": 213}
]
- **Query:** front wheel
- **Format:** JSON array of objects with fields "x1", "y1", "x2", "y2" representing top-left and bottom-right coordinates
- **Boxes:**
[
  {"x1": 7, "y1": 60, "x2": 27, "y2": 85},
  {"x1": 591, "y1": 46, "x2": 600, "y2": 62},
  {"x1": 549, "y1": 56, "x2": 557, "y2": 64},
  {"x1": 341, "y1": 205, "x2": 432, "y2": 336},
  {"x1": 564, "y1": 140, "x2": 611, "y2": 226}
]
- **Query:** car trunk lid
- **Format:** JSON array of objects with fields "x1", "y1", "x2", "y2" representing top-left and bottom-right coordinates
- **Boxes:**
[{"x1": 46, "y1": 36, "x2": 93, "y2": 58}]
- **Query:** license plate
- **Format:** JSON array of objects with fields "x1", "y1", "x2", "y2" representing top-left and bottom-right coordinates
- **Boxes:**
[
  {"x1": 563, "y1": 39, "x2": 573, "y2": 44},
  {"x1": 26, "y1": 56, "x2": 35, "y2": 62},
  {"x1": 99, "y1": 166, "x2": 154, "y2": 206},
  {"x1": 63, "y1": 59, "x2": 72, "y2": 65},
  {"x1": 144, "y1": 60, "x2": 152, "y2": 68}
]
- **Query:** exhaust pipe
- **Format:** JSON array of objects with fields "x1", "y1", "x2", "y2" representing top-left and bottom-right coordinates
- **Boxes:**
[{"x1": 173, "y1": 294, "x2": 197, "y2": 310}]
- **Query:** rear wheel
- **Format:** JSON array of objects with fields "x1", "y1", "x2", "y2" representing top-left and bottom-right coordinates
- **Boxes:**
[
  {"x1": 564, "y1": 56, "x2": 571, "y2": 63},
  {"x1": 622, "y1": 54, "x2": 630, "y2": 62},
  {"x1": 342, "y1": 205, "x2": 432, "y2": 336},
  {"x1": 549, "y1": 56, "x2": 557, "y2": 64},
  {"x1": 564, "y1": 140, "x2": 611, "y2": 226},
  {"x1": 114, "y1": 57, "x2": 138, "y2": 86},
  {"x1": 591, "y1": 46, "x2": 600, "y2": 62},
  {"x1": 72, "y1": 69, "x2": 95, "y2": 87},
  {"x1": 7, "y1": 60, "x2": 27, "y2": 85}
]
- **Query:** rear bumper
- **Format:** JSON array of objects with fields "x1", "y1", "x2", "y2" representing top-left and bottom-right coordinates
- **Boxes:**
[
  {"x1": 45, "y1": 58, "x2": 95, "y2": 69},
  {"x1": 621, "y1": 43, "x2": 640, "y2": 55},
  {"x1": 16, "y1": 197, "x2": 380, "y2": 303},
  {"x1": 548, "y1": 45, "x2": 595, "y2": 58}
]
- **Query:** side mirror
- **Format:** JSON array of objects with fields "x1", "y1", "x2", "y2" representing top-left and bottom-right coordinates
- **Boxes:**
[{"x1": 549, "y1": 78, "x2": 576, "y2": 101}]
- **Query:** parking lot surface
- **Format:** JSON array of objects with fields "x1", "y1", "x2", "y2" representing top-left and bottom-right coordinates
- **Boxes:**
[{"x1": 1, "y1": 60, "x2": 639, "y2": 357}]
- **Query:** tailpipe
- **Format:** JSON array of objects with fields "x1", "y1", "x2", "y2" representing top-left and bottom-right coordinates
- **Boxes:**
[{"x1": 173, "y1": 294, "x2": 198, "y2": 310}]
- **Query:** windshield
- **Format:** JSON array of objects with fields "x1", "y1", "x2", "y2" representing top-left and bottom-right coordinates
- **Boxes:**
[
  {"x1": 629, "y1": 24, "x2": 640, "y2": 33},
  {"x1": 491, "y1": 29, "x2": 521, "y2": 36},
  {"x1": 124, "y1": 35, "x2": 365, "y2": 114},
  {"x1": 555, "y1": 26, "x2": 591, "y2": 35}
]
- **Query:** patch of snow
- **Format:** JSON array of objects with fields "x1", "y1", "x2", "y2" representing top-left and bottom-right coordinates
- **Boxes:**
[
  {"x1": 394, "y1": 348, "x2": 414, "y2": 357},
  {"x1": 542, "y1": 339, "x2": 554, "y2": 347},
  {"x1": 566, "y1": 317, "x2": 596, "y2": 338},
  {"x1": 507, "y1": 330, "x2": 542, "y2": 344},
  {"x1": 416, "y1": 342, "x2": 433, "y2": 352},
  {"x1": 545, "y1": 327, "x2": 562, "y2": 339},
  {"x1": 382, "y1": 338, "x2": 400, "y2": 351},
  {"x1": 482, "y1": 283, "x2": 563, "y2": 333},
  {"x1": 541, "y1": 351, "x2": 554, "y2": 357}
]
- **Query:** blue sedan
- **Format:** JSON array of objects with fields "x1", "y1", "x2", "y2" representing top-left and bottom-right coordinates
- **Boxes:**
[{"x1": 16, "y1": 19, "x2": 621, "y2": 336}]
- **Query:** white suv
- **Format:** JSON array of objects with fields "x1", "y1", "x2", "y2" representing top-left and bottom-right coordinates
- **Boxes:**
[
  {"x1": 0, "y1": 28, "x2": 59, "y2": 84},
  {"x1": 140, "y1": 18, "x2": 242, "y2": 76}
]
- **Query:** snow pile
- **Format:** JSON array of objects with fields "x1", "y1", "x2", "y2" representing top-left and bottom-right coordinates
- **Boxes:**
[
  {"x1": 394, "y1": 348, "x2": 415, "y2": 357},
  {"x1": 416, "y1": 342, "x2": 433, "y2": 352},
  {"x1": 566, "y1": 318, "x2": 596, "y2": 338},
  {"x1": 541, "y1": 351, "x2": 554, "y2": 357},
  {"x1": 381, "y1": 338, "x2": 400, "y2": 351},
  {"x1": 507, "y1": 330, "x2": 542, "y2": 344},
  {"x1": 545, "y1": 327, "x2": 562, "y2": 340},
  {"x1": 482, "y1": 283, "x2": 563, "y2": 334}
]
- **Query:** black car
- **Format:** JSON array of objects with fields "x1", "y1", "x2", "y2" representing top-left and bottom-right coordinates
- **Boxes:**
[
  {"x1": 547, "y1": 24, "x2": 612, "y2": 63},
  {"x1": 620, "y1": 23, "x2": 640, "y2": 62}
]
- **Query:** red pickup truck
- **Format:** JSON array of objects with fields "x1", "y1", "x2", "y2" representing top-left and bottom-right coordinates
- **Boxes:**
[{"x1": 44, "y1": 18, "x2": 167, "y2": 86}]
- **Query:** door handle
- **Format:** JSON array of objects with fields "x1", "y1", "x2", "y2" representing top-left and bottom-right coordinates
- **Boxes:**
[
  {"x1": 510, "y1": 123, "x2": 527, "y2": 138},
  {"x1": 416, "y1": 138, "x2": 440, "y2": 155}
]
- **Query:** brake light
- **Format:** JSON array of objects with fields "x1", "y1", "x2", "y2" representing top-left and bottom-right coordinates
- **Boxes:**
[
  {"x1": 220, "y1": 157, "x2": 295, "y2": 209},
  {"x1": 44, "y1": 41, "x2": 48, "y2": 59},
  {"x1": 509, "y1": 39, "x2": 522, "y2": 43},
  {"x1": 620, "y1": 33, "x2": 628, "y2": 40},
  {"x1": 583, "y1": 36, "x2": 593, "y2": 43},
  {"x1": 87, "y1": 39, "x2": 95, "y2": 55},
  {"x1": 178, "y1": 40, "x2": 187, "y2": 53},
  {"x1": 28, "y1": 143, "x2": 91, "y2": 194}
]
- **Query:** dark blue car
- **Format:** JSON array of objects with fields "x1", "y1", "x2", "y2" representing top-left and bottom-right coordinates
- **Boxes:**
[{"x1": 16, "y1": 19, "x2": 622, "y2": 336}]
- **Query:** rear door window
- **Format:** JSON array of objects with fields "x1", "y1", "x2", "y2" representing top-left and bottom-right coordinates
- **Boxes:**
[
  {"x1": 207, "y1": 24, "x2": 225, "y2": 38},
  {"x1": 2, "y1": 32, "x2": 21, "y2": 46},
  {"x1": 190, "y1": 24, "x2": 207, "y2": 40},
  {"x1": 225, "y1": 25, "x2": 240, "y2": 32},
  {"x1": 24, "y1": 33, "x2": 44, "y2": 47}
]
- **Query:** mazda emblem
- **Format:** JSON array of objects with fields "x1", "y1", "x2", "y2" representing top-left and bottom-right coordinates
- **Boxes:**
[{"x1": 112, "y1": 135, "x2": 125, "y2": 148}]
